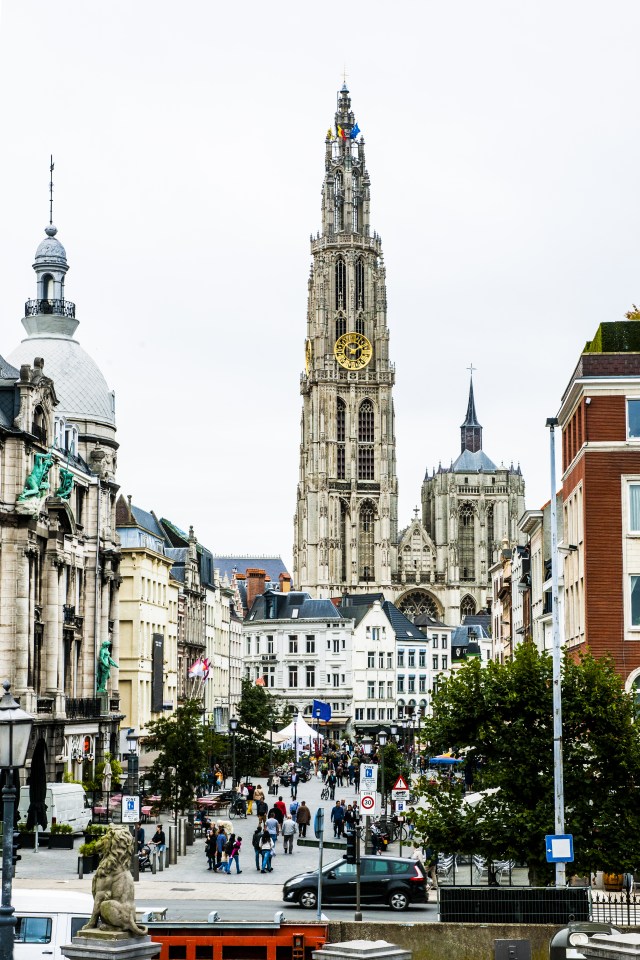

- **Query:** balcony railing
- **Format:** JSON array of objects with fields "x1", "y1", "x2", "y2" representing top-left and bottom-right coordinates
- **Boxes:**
[
  {"x1": 63, "y1": 605, "x2": 76, "y2": 625},
  {"x1": 65, "y1": 697, "x2": 102, "y2": 719},
  {"x1": 25, "y1": 298, "x2": 76, "y2": 319},
  {"x1": 36, "y1": 698, "x2": 53, "y2": 715}
]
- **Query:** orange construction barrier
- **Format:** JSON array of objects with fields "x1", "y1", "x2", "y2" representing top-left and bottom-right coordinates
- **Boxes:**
[{"x1": 150, "y1": 921, "x2": 328, "y2": 960}]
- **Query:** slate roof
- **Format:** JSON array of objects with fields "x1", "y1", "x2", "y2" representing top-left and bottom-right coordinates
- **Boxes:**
[
  {"x1": 382, "y1": 601, "x2": 427, "y2": 640},
  {"x1": 451, "y1": 448, "x2": 498, "y2": 472},
  {"x1": 165, "y1": 547, "x2": 187, "y2": 582},
  {"x1": 414, "y1": 612, "x2": 447, "y2": 628},
  {"x1": 213, "y1": 556, "x2": 291, "y2": 585},
  {"x1": 130, "y1": 505, "x2": 165, "y2": 540},
  {"x1": 247, "y1": 590, "x2": 342, "y2": 622},
  {"x1": 463, "y1": 613, "x2": 491, "y2": 635},
  {"x1": 0, "y1": 355, "x2": 19, "y2": 384}
]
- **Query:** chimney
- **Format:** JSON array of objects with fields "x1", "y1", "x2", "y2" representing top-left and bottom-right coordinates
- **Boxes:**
[
  {"x1": 246, "y1": 568, "x2": 267, "y2": 611},
  {"x1": 279, "y1": 572, "x2": 292, "y2": 594}
]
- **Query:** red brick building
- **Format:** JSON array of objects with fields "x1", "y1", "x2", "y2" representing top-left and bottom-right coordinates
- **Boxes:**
[{"x1": 559, "y1": 317, "x2": 640, "y2": 692}]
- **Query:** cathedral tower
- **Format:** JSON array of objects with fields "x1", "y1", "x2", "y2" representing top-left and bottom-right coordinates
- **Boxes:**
[{"x1": 293, "y1": 84, "x2": 398, "y2": 597}]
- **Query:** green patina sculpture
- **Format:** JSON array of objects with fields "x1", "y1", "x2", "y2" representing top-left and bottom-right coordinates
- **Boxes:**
[
  {"x1": 54, "y1": 467, "x2": 74, "y2": 500},
  {"x1": 17, "y1": 452, "x2": 53, "y2": 501},
  {"x1": 96, "y1": 640, "x2": 118, "y2": 694}
]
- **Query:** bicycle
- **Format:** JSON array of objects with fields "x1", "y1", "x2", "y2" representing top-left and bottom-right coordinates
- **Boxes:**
[
  {"x1": 229, "y1": 797, "x2": 247, "y2": 819},
  {"x1": 320, "y1": 785, "x2": 331, "y2": 801}
]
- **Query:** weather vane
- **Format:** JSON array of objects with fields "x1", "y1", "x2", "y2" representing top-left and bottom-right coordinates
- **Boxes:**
[
  {"x1": 467, "y1": 363, "x2": 477, "y2": 377},
  {"x1": 342, "y1": 66, "x2": 348, "y2": 86},
  {"x1": 49, "y1": 155, "x2": 54, "y2": 226}
]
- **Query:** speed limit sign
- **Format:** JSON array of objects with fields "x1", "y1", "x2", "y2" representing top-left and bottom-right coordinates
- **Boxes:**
[{"x1": 360, "y1": 792, "x2": 378, "y2": 815}]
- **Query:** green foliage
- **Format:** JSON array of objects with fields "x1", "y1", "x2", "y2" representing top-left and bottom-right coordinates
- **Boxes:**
[
  {"x1": 584, "y1": 318, "x2": 640, "y2": 355},
  {"x1": 237, "y1": 678, "x2": 280, "y2": 735},
  {"x1": 82, "y1": 753, "x2": 124, "y2": 793},
  {"x1": 85, "y1": 824, "x2": 109, "y2": 836},
  {"x1": 50, "y1": 822, "x2": 73, "y2": 834},
  {"x1": 379, "y1": 743, "x2": 411, "y2": 797},
  {"x1": 410, "y1": 644, "x2": 640, "y2": 881},
  {"x1": 144, "y1": 699, "x2": 207, "y2": 821},
  {"x1": 62, "y1": 773, "x2": 85, "y2": 788},
  {"x1": 79, "y1": 840, "x2": 99, "y2": 856}
]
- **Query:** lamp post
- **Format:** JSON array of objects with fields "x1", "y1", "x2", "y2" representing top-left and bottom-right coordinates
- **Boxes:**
[
  {"x1": 0, "y1": 682, "x2": 33, "y2": 960},
  {"x1": 293, "y1": 715, "x2": 298, "y2": 764},
  {"x1": 401, "y1": 719, "x2": 408, "y2": 755},
  {"x1": 547, "y1": 416, "x2": 566, "y2": 887},
  {"x1": 229, "y1": 717, "x2": 238, "y2": 789},
  {"x1": 378, "y1": 730, "x2": 388, "y2": 814}
]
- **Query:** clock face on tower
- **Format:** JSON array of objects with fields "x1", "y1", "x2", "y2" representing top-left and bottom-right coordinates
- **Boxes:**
[{"x1": 334, "y1": 332, "x2": 373, "y2": 371}]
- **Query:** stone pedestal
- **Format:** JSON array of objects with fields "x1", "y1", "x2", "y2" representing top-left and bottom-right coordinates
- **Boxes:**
[
  {"x1": 313, "y1": 940, "x2": 411, "y2": 960},
  {"x1": 582, "y1": 934, "x2": 640, "y2": 960},
  {"x1": 62, "y1": 933, "x2": 160, "y2": 960}
]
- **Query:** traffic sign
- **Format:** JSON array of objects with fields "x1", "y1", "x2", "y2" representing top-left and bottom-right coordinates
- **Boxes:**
[
  {"x1": 361, "y1": 764, "x2": 378, "y2": 787},
  {"x1": 394, "y1": 799, "x2": 407, "y2": 814},
  {"x1": 121, "y1": 795, "x2": 140, "y2": 823},
  {"x1": 392, "y1": 789, "x2": 410, "y2": 801},
  {"x1": 545, "y1": 834, "x2": 574, "y2": 863},
  {"x1": 314, "y1": 808, "x2": 324, "y2": 839},
  {"x1": 392, "y1": 775, "x2": 409, "y2": 791},
  {"x1": 360, "y1": 792, "x2": 377, "y2": 815}
]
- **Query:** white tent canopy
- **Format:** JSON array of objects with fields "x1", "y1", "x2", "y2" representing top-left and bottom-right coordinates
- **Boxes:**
[{"x1": 275, "y1": 713, "x2": 324, "y2": 749}]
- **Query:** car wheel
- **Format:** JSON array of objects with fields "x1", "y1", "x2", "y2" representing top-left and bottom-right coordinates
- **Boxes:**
[
  {"x1": 299, "y1": 889, "x2": 318, "y2": 909},
  {"x1": 388, "y1": 890, "x2": 410, "y2": 911}
]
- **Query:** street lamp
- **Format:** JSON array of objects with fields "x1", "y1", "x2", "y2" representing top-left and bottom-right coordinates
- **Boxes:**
[
  {"x1": 293, "y1": 715, "x2": 298, "y2": 764},
  {"x1": 378, "y1": 730, "x2": 388, "y2": 813},
  {"x1": 0, "y1": 681, "x2": 33, "y2": 960},
  {"x1": 229, "y1": 717, "x2": 238, "y2": 788}
]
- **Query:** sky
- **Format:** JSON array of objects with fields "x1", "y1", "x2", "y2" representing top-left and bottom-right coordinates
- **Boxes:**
[{"x1": 0, "y1": 1, "x2": 639, "y2": 570}]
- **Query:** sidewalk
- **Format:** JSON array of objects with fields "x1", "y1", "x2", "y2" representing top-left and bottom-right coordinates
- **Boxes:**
[{"x1": 15, "y1": 773, "x2": 372, "y2": 901}]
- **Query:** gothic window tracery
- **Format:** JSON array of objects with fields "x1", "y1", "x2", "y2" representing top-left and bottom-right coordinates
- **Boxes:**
[
  {"x1": 337, "y1": 398, "x2": 346, "y2": 480},
  {"x1": 334, "y1": 172, "x2": 344, "y2": 232},
  {"x1": 340, "y1": 501, "x2": 348, "y2": 582},
  {"x1": 459, "y1": 501, "x2": 475, "y2": 582},
  {"x1": 356, "y1": 257, "x2": 365, "y2": 310},
  {"x1": 460, "y1": 595, "x2": 476, "y2": 619},
  {"x1": 396, "y1": 590, "x2": 440, "y2": 620},
  {"x1": 335, "y1": 257, "x2": 346, "y2": 311},
  {"x1": 486, "y1": 503, "x2": 495, "y2": 563},
  {"x1": 335, "y1": 313, "x2": 346, "y2": 339},
  {"x1": 355, "y1": 313, "x2": 365, "y2": 335},
  {"x1": 352, "y1": 174, "x2": 360, "y2": 232},
  {"x1": 359, "y1": 501, "x2": 375, "y2": 581},
  {"x1": 358, "y1": 399, "x2": 374, "y2": 480}
]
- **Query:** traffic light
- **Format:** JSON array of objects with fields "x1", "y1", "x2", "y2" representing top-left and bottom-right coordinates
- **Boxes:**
[
  {"x1": 12, "y1": 830, "x2": 21, "y2": 868},
  {"x1": 345, "y1": 831, "x2": 357, "y2": 865}
]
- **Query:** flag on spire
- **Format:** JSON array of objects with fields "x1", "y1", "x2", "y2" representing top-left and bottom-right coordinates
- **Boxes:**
[{"x1": 349, "y1": 123, "x2": 360, "y2": 139}]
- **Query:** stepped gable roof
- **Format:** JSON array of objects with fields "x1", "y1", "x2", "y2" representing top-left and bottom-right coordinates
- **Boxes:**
[{"x1": 214, "y1": 555, "x2": 290, "y2": 585}]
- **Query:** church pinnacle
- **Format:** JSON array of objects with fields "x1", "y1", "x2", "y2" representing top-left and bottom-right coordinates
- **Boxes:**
[{"x1": 461, "y1": 368, "x2": 482, "y2": 454}]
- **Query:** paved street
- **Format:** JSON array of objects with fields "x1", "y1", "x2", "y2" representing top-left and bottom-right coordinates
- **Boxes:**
[{"x1": 14, "y1": 771, "x2": 436, "y2": 922}]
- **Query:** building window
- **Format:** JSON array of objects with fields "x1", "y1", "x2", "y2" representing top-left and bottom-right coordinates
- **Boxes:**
[
  {"x1": 289, "y1": 635, "x2": 298, "y2": 654},
  {"x1": 630, "y1": 484, "x2": 640, "y2": 532},
  {"x1": 397, "y1": 676, "x2": 405, "y2": 693},
  {"x1": 408, "y1": 676, "x2": 415, "y2": 693},
  {"x1": 433, "y1": 655, "x2": 439, "y2": 670},
  {"x1": 397, "y1": 650, "x2": 405, "y2": 667},
  {"x1": 289, "y1": 666, "x2": 298, "y2": 687},
  {"x1": 387, "y1": 653, "x2": 393, "y2": 669},
  {"x1": 306, "y1": 636, "x2": 316, "y2": 653},
  {"x1": 245, "y1": 637, "x2": 251, "y2": 656},
  {"x1": 333, "y1": 638, "x2": 340, "y2": 653},
  {"x1": 459, "y1": 501, "x2": 475, "y2": 581},
  {"x1": 267, "y1": 635, "x2": 274, "y2": 654},
  {"x1": 355, "y1": 257, "x2": 365, "y2": 309},
  {"x1": 359, "y1": 502, "x2": 375, "y2": 581},
  {"x1": 366, "y1": 708, "x2": 376, "y2": 720},
  {"x1": 367, "y1": 651, "x2": 375, "y2": 668},
  {"x1": 460, "y1": 595, "x2": 476, "y2": 619},
  {"x1": 371, "y1": 626, "x2": 380, "y2": 641},
  {"x1": 432, "y1": 636, "x2": 438, "y2": 649},
  {"x1": 334, "y1": 177, "x2": 344, "y2": 235},
  {"x1": 387, "y1": 708, "x2": 394, "y2": 719},
  {"x1": 632, "y1": 576, "x2": 640, "y2": 626},
  {"x1": 358, "y1": 446, "x2": 374, "y2": 481},
  {"x1": 442, "y1": 636, "x2": 448, "y2": 649},
  {"x1": 387, "y1": 681, "x2": 393, "y2": 698},
  {"x1": 442, "y1": 656, "x2": 448, "y2": 669},
  {"x1": 378, "y1": 681, "x2": 384, "y2": 699},
  {"x1": 419, "y1": 675, "x2": 426, "y2": 693},
  {"x1": 367, "y1": 681, "x2": 375, "y2": 698},
  {"x1": 358, "y1": 400, "x2": 374, "y2": 442},
  {"x1": 419, "y1": 649, "x2": 426, "y2": 667},
  {"x1": 487, "y1": 504, "x2": 495, "y2": 564},
  {"x1": 355, "y1": 312, "x2": 365, "y2": 335},
  {"x1": 629, "y1": 400, "x2": 640, "y2": 439},
  {"x1": 377, "y1": 708, "x2": 384, "y2": 720},
  {"x1": 355, "y1": 708, "x2": 364, "y2": 720},
  {"x1": 306, "y1": 666, "x2": 315, "y2": 687},
  {"x1": 333, "y1": 674, "x2": 339, "y2": 687},
  {"x1": 335, "y1": 313, "x2": 347, "y2": 340},
  {"x1": 408, "y1": 650, "x2": 415, "y2": 668}
]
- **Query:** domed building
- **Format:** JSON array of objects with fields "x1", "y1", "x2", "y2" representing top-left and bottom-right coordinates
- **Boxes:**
[{"x1": 0, "y1": 219, "x2": 122, "y2": 782}]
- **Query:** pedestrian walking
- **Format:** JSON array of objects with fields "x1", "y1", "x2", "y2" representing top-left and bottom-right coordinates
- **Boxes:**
[
  {"x1": 256, "y1": 797, "x2": 268, "y2": 828},
  {"x1": 290, "y1": 798, "x2": 300, "y2": 819},
  {"x1": 205, "y1": 828, "x2": 217, "y2": 870},
  {"x1": 224, "y1": 835, "x2": 242, "y2": 874},
  {"x1": 246, "y1": 782, "x2": 255, "y2": 815},
  {"x1": 274, "y1": 796, "x2": 287, "y2": 822},
  {"x1": 290, "y1": 770, "x2": 299, "y2": 799},
  {"x1": 296, "y1": 800, "x2": 311, "y2": 838},
  {"x1": 327, "y1": 771, "x2": 337, "y2": 800},
  {"x1": 215, "y1": 826, "x2": 227, "y2": 872},
  {"x1": 260, "y1": 828, "x2": 274, "y2": 872},
  {"x1": 252, "y1": 825, "x2": 263, "y2": 871},
  {"x1": 330, "y1": 800, "x2": 345, "y2": 837},
  {"x1": 282, "y1": 815, "x2": 297, "y2": 854},
  {"x1": 266, "y1": 812, "x2": 280, "y2": 854}
]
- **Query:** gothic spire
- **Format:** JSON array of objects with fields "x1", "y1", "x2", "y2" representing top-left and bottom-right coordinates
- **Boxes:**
[{"x1": 460, "y1": 369, "x2": 483, "y2": 454}]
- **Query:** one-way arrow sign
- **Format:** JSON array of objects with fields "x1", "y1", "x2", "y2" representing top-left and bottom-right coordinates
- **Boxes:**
[{"x1": 392, "y1": 775, "x2": 409, "y2": 791}]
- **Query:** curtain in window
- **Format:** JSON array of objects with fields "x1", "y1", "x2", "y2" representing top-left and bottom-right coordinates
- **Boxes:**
[{"x1": 630, "y1": 484, "x2": 640, "y2": 531}]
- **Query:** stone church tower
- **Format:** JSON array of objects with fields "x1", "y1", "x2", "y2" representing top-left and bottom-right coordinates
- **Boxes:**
[{"x1": 293, "y1": 84, "x2": 398, "y2": 597}]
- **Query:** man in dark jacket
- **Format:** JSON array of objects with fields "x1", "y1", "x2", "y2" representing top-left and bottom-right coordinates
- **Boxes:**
[
  {"x1": 330, "y1": 800, "x2": 345, "y2": 837},
  {"x1": 296, "y1": 800, "x2": 311, "y2": 838}
]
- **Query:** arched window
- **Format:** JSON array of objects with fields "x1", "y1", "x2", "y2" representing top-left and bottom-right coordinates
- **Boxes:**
[
  {"x1": 359, "y1": 502, "x2": 375, "y2": 582},
  {"x1": 396, "y1": 591, "x2": 440, "y2": 620},
  {"x1": 355, "y1": 313, "x2": 365, "y2": 335},
  {"x1": 352, "y1": 174, "x2": 359, "y2": 232},
  {"x1": 486, "y1": 504, "x2": 495, "y2": 563},
  {"x1": 460, "y1": 595, "x2": 477, "y2": 620},
  {"x1": 459, "y1": 501, "x2": 475, "y2": 581},
  {"x1": 334, "y1": 172, "x2": 344, "y2": 232},
  {"x1": 337, "y1": 398, "x2": 346, "y2": 480},
  {"x1": 340, "y1": 500, "x2": 349, "y2": 582},
  {"x1": 335, "y1": 313, "x2": 346, "y2": 339},
  {"x1": 31, "y1": 405, "x2": 47, "y2": 445},
  {"x1": 355, "y1": 257, "x2": 365, "y2": 309},
  {"x1": 358, "y1": 400, "x2": 374, "y2": 479},
  {"x1": 335, "y1": 257, "x2": 346, "y2": 311},
  {"x1": 42, "y1": 274, "x2": 54, "y2": 300}
]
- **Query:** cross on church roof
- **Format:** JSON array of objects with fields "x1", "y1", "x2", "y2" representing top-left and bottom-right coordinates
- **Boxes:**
[{"x1": 467, "y1": 362, "x2": 477, "y2": 377}]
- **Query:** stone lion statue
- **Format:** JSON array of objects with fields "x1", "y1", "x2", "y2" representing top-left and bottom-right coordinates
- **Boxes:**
[{"x1": 81, "y1": 825, "x2": 148, "y2": 937}]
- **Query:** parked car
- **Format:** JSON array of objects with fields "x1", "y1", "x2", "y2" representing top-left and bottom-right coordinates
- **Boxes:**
[{"x1": 283, "y1": 855, "x2": 428, "y2": 911}]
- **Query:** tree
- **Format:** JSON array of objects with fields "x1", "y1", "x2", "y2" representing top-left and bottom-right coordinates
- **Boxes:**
[
  {"x1": 410, "y1": 643, "x2": 640, "y2": 883},
  {"x1": 237, "y1": 677, "x2": 281, "y2": 735},
  {"x1": 379, "y1": 743, "x2": 411, "y2": 798},
  {"x1": 143, "y1": 700, "x2": 206, "y2": 822}
]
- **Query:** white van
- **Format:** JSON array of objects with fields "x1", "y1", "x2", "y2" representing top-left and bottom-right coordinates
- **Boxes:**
[
  {"x1": 18, "y1": 784, "x2": 91, "y2": 833},
  {"x1": 13, "y1": 890, "x2": 93, "y2": 960}
]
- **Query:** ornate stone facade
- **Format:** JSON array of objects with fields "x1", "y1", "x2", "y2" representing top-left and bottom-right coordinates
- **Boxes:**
[{"x1": 293, "y1": 86, "x2": 526, "y2": 626}]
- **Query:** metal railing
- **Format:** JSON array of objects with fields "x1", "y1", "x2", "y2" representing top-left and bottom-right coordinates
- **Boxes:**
[
  {"x1": 25, "y1": 298, "x2": 76, "y2": 318},
  {"x1": 65, "y1": 697, "x2": 102, "y2": 719},
  {"x1": 592, "y1": 890, "x2": 640, "y2": 925}
]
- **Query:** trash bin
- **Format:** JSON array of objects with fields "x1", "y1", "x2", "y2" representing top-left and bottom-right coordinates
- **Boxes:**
[
  {"x1": 186, "y1": 811, "x2": 195, "y2": 846},
  {"x1": 549, "y1": 922, "x2": 620, "y2": 960}
]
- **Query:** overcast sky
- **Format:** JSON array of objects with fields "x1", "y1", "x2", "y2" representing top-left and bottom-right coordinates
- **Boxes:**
[{"x1": 1, "y1": 1, "x2": 638, "y2": 570}]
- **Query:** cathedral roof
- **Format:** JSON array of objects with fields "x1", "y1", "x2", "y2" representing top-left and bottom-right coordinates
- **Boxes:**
[{"x1": 451, "y1": 448, "x2": 498, "y2": 472}]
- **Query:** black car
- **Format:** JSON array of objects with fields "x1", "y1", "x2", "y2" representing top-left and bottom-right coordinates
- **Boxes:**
[{"x1": 282, "y1": 855, "x2": 428, "y2": 911}]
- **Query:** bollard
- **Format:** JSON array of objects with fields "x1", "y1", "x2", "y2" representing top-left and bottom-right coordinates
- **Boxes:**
[
  {"x1": 169, "y1": 824, "x2": 177, "y2": 865},
  {"x1": 165, "y1": 844, "x2": 169, "y2": 869},
  {"x1": 178, "y1": 817, "x2": 186, "y2": 857},
  {"x1": 78, "y1": 856, "x2": 83, "y2": 880},
  {"x1": 151, "y1": 846, "x2": 157, "y2": 874}
]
